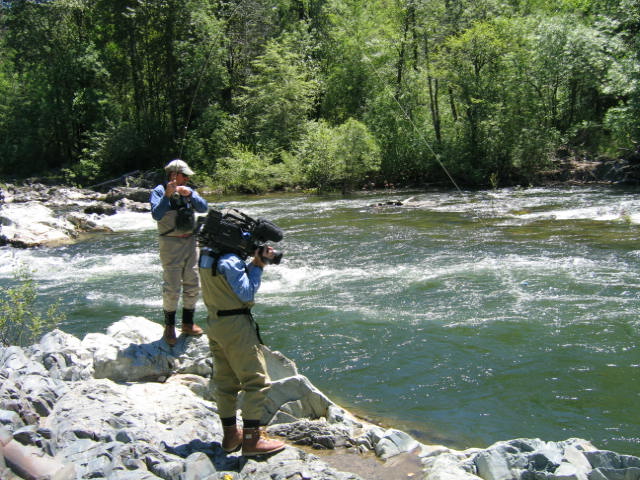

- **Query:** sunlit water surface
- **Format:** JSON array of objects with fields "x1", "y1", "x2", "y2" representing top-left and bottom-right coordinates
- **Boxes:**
[{"x1": 2, "y1": 186, "x2": 639, "y2": 455}]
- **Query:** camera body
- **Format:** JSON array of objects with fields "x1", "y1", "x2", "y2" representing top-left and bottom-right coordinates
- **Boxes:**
[{"x1": 197, "y1": 208, "x2": 283, "y2": 264}]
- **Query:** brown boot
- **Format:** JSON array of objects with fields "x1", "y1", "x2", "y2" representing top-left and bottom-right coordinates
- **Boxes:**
[
  {"x1": 163, "y1": 310, "x2": 177, "y2": 345},
  {"x1": 181, "y1": 323, "x2": 203, "y2": 336},
  {"x1": 222, "y1": 426, "x2": 242, "y2": 453},
  {"x1": 163, "y1": 325, "x2": 177, "y2": 346},
  {"x1": 181, "y1": 308, "x2": 202, "y2": 336},
  {"x1": 241, "y1": 428, "x2": 285, "y2": 457}
]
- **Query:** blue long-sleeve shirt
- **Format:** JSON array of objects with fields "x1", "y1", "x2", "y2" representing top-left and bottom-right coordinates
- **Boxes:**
[
  {"x1": 217, "y1": 253, "x2": 263, "y2": 303},
  {"x1": 150, "y1": 184, "x2": 209, "y2": 221}
]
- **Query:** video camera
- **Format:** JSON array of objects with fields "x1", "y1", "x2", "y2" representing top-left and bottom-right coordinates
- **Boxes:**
[{"x1": 197, "y1": 208, "x2": 283, "y2": 264}]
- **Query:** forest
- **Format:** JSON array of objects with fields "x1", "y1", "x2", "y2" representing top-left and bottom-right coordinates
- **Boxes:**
[{"x1": 0, "y1": 0, "x2": 639, "y2": 192}]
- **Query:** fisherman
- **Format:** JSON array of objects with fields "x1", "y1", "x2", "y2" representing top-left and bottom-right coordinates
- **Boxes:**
[{"x1": 150, "y1": 159, "x2": 208, "y2": 345}]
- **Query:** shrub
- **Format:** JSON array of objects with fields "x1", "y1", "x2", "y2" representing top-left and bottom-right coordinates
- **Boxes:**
[{"x1": 0, "y1": 264, "x2": 65, "y2": 347}]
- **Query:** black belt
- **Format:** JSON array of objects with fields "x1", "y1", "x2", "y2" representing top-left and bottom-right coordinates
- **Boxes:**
[
  {"x1": 215, "y1": 308, "x2": 263, "y2": 344},
  {"x1": 217, "y1": 308, "x2": 251, "y2": 317}
]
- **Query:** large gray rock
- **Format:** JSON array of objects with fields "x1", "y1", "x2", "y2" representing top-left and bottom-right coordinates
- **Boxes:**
[
  {"x1": 0, "y1": 202, "x2": 79, "y2": 247},
  {"x1": 82, "y1": 316, "x2": 211, "y2": 382},
  {"x1": 422, "y1": 437, "x2": 634, "y2": 480},
  {"x1": 104, "y1": 187, "x2": 151, "y2": 204}
]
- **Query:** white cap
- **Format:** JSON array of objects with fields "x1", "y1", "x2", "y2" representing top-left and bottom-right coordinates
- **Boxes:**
[{"x1": 164, "y1": 159, "x2": 194, "y2": 176}]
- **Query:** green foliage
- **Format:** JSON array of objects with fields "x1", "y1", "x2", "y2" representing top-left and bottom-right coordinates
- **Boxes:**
[
  {"x1": 0, "y1": 264, "x2": 65, "y2": 347},
  {"x1": 0, "y1": 0, "x2": 639, "y2": 189},
  {"x1": 62, "y1": 121, "x2": 150, "y2": 185},
  {"x1": 363, "y1": 71, "x2": 442, "y2": 186},
  {"x1": 334, "y1": 118, "x2": 381, "y2": 192},
  {"x1": 0, "y1": 0, "x2": 111, "y2": 175},
  {"x1": 292, "y1": 120, "x2": 341, "y2": 191},
  {"x1": 604, "y1": 105, "x2": 638, "y2": 154},
  {"x1": 320, "y1": 0, "x2": 399, "y2": 122},
  {"x1": 291, "y1": 118, "x2": 381, "y2": 191},
  {"x1": 177, "y1": 105, "x2": 240, "y2": 175},
  {"x1": 238, "y1": 31, "x2": 319, "y2": 152},
  {"x1": 214, "y1": 145, "x2": 287, "y2": 193}
]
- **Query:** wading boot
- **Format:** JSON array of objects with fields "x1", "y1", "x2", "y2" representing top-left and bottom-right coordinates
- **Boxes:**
[
  {"x1": 163, "y1": 310, "x2": 177, "y2": 346},
  {"x1": 180, "y1": 308, "x2": 203, "y2": 335},
  {"x1": 241, "y1": 428, "x2": 285, "y2": 457},
  {"x1": 222, "y1": 426, "x2": 243, "y2": 453}
]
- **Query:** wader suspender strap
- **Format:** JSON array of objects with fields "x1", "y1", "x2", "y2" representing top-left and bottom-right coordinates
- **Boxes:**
[
  {"x1": 210, "y1": 252, "x2": 222, "y2": 276},
  {"x1": 217, "y1": 308, "x2": 264, "y2": 345}
]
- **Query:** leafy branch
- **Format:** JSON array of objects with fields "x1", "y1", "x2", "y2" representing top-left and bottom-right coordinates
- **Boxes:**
[{"x1": 0, "y1": 263, "x2": 65, "y2": 347}]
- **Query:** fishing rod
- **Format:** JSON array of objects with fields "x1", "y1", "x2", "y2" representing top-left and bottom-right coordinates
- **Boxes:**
[{"x1": 178, "y1": 43, "x2": 219, "y2": 158}]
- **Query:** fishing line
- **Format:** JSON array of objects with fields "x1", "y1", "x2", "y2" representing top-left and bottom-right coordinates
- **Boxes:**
[
  {"x1": 362, "y1": 54, "x2": 463, "y2": 194},
  {"x1": 178, "y1": 42, "x2": 218, "y2": 158},
  {"x1": 362, "y1": 52, "x2": 499, "y2": 227}
]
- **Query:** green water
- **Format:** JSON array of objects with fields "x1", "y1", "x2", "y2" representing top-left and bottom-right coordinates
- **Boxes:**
[{"x1": 1, "y1": 186, "x2": 639, "y2": 455}]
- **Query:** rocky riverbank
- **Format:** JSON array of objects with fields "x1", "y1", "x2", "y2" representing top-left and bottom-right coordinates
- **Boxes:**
[{"x1": 2, "y1": 317, "x2": 640, "y2": 480}]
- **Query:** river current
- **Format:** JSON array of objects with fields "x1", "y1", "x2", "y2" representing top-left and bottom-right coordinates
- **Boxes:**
[{"x1": 1, "y1": 186, "x2": 639, "y2": 455}]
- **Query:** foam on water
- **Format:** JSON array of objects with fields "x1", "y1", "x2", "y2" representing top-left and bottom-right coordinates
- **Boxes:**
[
  {"x1": 94, "y1": 211, "x2": 156, "y2": 231},
  {"x1": 0, "y1": 248, "x2": 159, "y2": 283},
  {"x1": 393, "y1": 187, "x2": 640, "y2": 225},
  {"x1": 517, "y1": 205, "x2": 632, "y2": 222}
]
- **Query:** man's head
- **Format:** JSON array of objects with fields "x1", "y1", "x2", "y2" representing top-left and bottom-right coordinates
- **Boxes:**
[{"x1": 164, "y1": 159, "x2": 194, "y2": 185}]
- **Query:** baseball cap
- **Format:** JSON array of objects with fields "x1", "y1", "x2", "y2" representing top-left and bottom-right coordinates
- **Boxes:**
[{"x1": 164, "y1": 159, "x2": 194, "y2": 176}]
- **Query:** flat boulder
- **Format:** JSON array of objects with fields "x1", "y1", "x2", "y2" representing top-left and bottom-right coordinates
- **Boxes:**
[
  {"x1": 0, "y1": 202, "x2": 78, "y2": 248},
  {"x1": 0, "y1": 183, "x2": 126, "y2": 248}
]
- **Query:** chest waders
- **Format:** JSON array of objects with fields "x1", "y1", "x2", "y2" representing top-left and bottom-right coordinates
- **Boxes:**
[{"x1": 209, "y1": 252, "x2": 264, "y2": 344}]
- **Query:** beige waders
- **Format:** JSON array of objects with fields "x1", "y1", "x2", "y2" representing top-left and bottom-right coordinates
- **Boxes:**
[
  {"x1": 199, "y1": 265, "x2": 270, "y2": 421},
  {"x1": 157, "y1": 209, "x2": 200, "y2": 312}
]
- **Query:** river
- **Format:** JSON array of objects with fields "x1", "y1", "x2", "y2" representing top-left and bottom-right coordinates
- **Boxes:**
[{"x1": 1, "y1": 185, "x2": 639, "y2": 456}]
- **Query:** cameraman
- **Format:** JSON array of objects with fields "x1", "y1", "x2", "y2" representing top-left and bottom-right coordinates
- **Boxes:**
[
  {"x1": 150, "y1": 159, "x2": 208, "y2": 345},
  {"x1": 199, "y1": 246, "x2": 285, "y2": 457}
]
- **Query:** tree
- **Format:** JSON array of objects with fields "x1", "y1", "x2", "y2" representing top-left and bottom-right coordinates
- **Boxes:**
[
  {"x1": 292, "y1": 119, "x2": 339, "y2": 191},
  {"x1": 334, "y1": 118, "x2": 381, "y2": 192},
  {"x1": 319, "y1": 0, "x2": 399, "y2": 122},
  {"x1": 1, "y1": 0, "x2": 109, "y2": 176},
  {"x1": 437, "y1": 20, "x2": 510, "y2": 183},
  {"x1": 292, "y1": 118, "x2": 380, "y2": 191},
  {"x1": 214, "y1": 145, "x2": 280, "y2": 193},
  {"x1": 237, "y1": 32, "x2": 318, "y2": 153},
  {"x1": 601, "y1": 0, "x2": 640, "y2": 153}
]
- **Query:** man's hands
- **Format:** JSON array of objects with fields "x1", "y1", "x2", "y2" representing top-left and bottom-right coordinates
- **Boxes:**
[
  {"x1": 165, "y1": 180, "x2": 192, "y2": 198},
  {"x1": 165, "y1": 172, "x2": 192, "y2": 198},
  {"x1": 252, "y1": 246, "x2": 275, "y2": 268}
]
